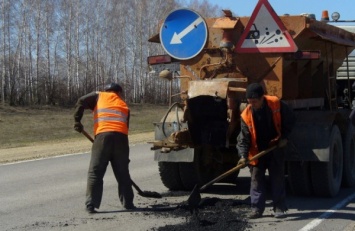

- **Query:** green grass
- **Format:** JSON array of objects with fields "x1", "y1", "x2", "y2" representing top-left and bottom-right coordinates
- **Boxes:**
[{"x1": 0, "y1": 104, "x2": 168, "y2": 148}]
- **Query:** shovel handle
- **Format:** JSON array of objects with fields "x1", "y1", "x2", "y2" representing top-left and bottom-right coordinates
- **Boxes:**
[
  {"x1": 199, "y1": 145, "x2": 278, "y2": 191},
  {"x1": 81, "y1": 129, "x2": 94, "y2": 143}
]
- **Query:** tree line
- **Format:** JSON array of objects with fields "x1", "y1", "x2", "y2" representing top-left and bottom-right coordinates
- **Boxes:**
[{"x1": 0, "y1": 0, "x2": 221, "y2": 107}]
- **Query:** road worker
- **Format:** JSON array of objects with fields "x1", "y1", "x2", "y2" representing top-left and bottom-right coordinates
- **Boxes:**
[
  {"x1": 236, "y1": 83, "x2": 296, "y2": 219},
  {"x1": 73, "y1": 82, "x2": 135, "y2": 213}
]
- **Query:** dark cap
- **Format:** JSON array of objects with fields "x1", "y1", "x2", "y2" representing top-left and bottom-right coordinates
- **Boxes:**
[
  {"x1": 104, "y1": 82, "x2": 122, "y2": 93},
  {"x1": 246, "y1": 83, "x2": 264, "y2": 99}
]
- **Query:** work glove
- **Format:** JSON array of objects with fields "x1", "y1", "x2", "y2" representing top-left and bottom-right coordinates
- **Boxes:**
[
  {"x1": 278, "y1": 138, "x2": 288, "y2": 148},
  {"x1": 74, "y1": 122, "x2": 83, "y2": 133},
  {"x1": 237, "y1": 157, "x2": 247, "y2": 168}
]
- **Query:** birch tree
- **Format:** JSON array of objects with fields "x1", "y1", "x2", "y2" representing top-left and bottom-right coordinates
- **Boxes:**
[{"x1": 0, "y1": 0, "x2": 221, "y2": 106}]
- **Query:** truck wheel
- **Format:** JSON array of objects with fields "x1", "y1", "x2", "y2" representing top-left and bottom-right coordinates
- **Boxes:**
[
  {"x1": 179, "y1": 147, "x2": 215, "y2": 190},
  {"x1": 342, "y1": 124, "x2": 355, "y2": 187},
  {"x1": 179, "y1": 162, "x2": 201, "y2": 190},
  {"x1": 287, "y1": 161, "x2": 312, "y2": 196},
  {"x1": 158, "y1": 162, "x2": 184, "y2": 190},
  {"x1": 311, "y1": 125, "x2": 343, "y2": 197}
]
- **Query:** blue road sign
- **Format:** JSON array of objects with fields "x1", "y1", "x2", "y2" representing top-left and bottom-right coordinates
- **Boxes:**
[{"x1": 160, "y1": 8, "x2": 208, "y2": 60}]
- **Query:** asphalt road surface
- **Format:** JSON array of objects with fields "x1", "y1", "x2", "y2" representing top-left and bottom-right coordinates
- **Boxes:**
[{"x1": 1, "y1": 143, "x2": 355, "y2": 231}]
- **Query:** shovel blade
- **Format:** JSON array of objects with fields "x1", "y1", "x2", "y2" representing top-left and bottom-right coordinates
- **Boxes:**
[
  {"x1": 138, "y1": 190, "x2": 162, "y2": 198},
  {"x1": 187, "y1": 184, "x2": 201, "y2": 210}
]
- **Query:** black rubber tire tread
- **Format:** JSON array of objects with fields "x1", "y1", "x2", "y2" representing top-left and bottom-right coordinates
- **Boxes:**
[
  {"x1": 342, "y1": 124, "x2": 355, "y2": 187},
  {"x1": 179, "y1": 147, "x2": 216, "y2": 190},
  {"x1": 179, "y1": 161, "x2": 201, "y2": 190},
  {"x1": 287, "y1": 161, "x2": 313, "y2": 196},
  {"x1": 158, "y1": 162, "x2": 184, "y2": 190},
  {"x1": 311, "y1": 125, "x2": 343, "y2": 197}
]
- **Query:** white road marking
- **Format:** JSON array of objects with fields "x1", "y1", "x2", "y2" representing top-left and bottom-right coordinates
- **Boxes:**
[{"x1": 299, "y1": 192, "x2": 355, "y2": 231}]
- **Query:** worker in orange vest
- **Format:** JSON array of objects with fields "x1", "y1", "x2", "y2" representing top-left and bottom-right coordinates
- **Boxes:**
[
  {"x1": 237, "y1": 83, "x2": 295, "y2": 219},
  {"x1": 73, "y1": 82, "x2": 135, "y2": 214}
]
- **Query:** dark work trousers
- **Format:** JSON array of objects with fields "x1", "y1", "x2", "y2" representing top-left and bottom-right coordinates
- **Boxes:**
[
  {"x1": 249, "y1": 149, "x2": 286, "y2": 213},
  {"x1": 85, "y1": 132, "x2": 134, "y2": 209}
]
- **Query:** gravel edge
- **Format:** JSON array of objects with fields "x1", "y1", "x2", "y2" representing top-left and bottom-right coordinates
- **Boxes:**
[{"x1": 0, "y1": 132, "x2": 154, "y2": 164}]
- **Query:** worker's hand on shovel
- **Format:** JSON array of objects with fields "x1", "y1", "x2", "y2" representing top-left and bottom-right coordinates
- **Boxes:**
[
  {"x1": 237, "y1": 157, "x2": 247, "y2": 168},
  {"x1": 74, "y1": 122, "x2": 84, "y2": 133}
]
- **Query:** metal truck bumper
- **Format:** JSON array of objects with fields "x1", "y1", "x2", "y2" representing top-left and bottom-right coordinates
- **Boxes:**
[{"x1": 154, "y1": 148, "x2": 194, "y2": 162}]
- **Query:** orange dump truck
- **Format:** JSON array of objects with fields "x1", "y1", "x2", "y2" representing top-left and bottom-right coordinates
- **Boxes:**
[{"x1": 148, "y1": 3, "x2": 355, "y2": 197}]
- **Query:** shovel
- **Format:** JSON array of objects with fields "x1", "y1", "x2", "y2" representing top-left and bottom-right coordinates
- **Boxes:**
[
  {"x1": 187, "y1": 145, "x2": 278, "y2": 210},
  {"x1": 81, "y1": 129, "x2": 162, "y2": 199}
]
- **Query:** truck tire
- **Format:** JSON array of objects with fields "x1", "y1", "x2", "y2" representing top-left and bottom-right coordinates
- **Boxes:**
[
  {"x1": 179, "y1": 162, "x2": 201, "y2": 190},
  {"x1": 179, "y1": 146, "x2": 216, "y2": 190},
  {"x1": 311, "y1": 125, "x2": 343, "y2": 197},
  {"x1": 287, "y1": 161, "x2": 312, "y2": 196},
  {"x1": 179, "y1": 159, "x2": 239, "y2": 190},
  {"x1": 158, "y1": 162, "x2": 184, "y2": 190},
  {"x1": 342, "y1": 124, "x2": 355, "y2": 187}
]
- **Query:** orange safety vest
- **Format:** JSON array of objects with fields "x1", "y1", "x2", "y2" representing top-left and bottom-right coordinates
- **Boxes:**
[
  {"x1": 93, "y1": 92, "x2": 129, "y2": 136},
  {"x1": 240, "y1": 95, "x2": 281, "y2": 165}
]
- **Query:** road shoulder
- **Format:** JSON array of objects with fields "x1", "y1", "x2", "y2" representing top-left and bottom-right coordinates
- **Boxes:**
[{"x1": 0, "y1": 132, "x2": 154, "y2": 164}]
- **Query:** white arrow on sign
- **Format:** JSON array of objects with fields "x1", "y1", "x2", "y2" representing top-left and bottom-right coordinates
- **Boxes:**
[{"x1": 170, "y1": 16, "x2": 204, "y2": 44}]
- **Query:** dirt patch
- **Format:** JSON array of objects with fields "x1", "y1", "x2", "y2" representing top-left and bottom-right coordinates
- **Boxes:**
[{"x1": 0, "y1": 132, "x2": 154, "y2": 164}]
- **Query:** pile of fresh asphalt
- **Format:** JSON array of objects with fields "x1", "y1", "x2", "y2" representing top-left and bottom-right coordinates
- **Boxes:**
[{"x1": 149, "y1": 194, "x2": 251, "y2": 231}]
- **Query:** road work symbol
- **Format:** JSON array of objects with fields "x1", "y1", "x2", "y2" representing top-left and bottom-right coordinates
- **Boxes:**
[
  {"x1": 235, "y1": 0, "x2": 298, "y2": 53},
  {"x1": 160, "y1": 8, "x2": 208, "y2": 60}
]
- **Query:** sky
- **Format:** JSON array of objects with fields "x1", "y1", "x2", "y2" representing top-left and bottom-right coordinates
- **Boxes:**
[{"x1": 206, "y1": 0, "x2": 355, "y2": 24}]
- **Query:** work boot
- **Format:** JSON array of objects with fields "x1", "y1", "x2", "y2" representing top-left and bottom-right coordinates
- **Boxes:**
[
  {"x1": 86, "y1": 205, "x2": 97, "y2": 214},
  {"x1": 274, "y1": 208, "x2": 287, "y2": 218},
  {"x1": 247, "y1": 209, "x2": 263, "y2": 219}
]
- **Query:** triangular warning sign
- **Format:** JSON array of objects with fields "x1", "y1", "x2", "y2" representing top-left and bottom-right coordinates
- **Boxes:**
[{"x1": 235, "y1": 0, "x2": 298, "y2": 53}]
